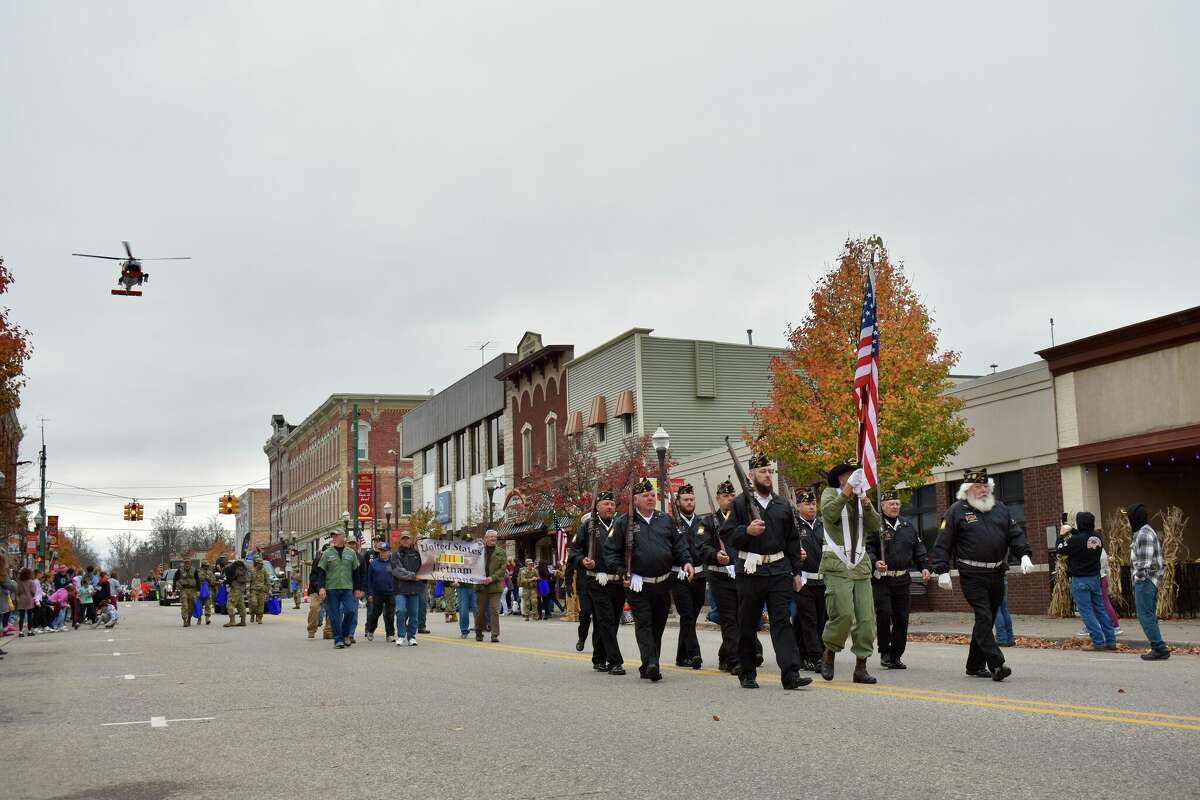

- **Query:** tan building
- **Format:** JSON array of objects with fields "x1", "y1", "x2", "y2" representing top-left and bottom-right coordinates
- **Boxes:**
[
  {"x1": 1039, "y1": 306, "x2": 1200, "y2": 556},
  {"x1": 235, "y1": 488, "x2": 271, "y2": 556}
]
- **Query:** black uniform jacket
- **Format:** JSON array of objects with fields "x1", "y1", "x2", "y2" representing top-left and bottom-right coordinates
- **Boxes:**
[
  {"x1": 931, "y1": 499, "x2": 1031, "y2": 576},
  {"x1": 676, "y1": 513, "x2": 719, "y2": 576},
  {"x1": 720, "y1": 492, "x2": 804, "y2": 578},
  {"x1": 603, "y1": 510, "x2": 691, "y2": 578},
  {"x1": 703, "y1": 509, "x2": 737, "y2": 578},
  {"x1": 868, "y1": 515, "x2": 928, "y2": 577},
  {"x1": 795, "y1": 514, "x2": 824, "y2": 578},
  {"x1": 567, "y1": 514, "x2": 615, "y2": 581}
]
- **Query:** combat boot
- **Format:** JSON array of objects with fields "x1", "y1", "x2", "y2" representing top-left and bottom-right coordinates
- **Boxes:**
[
  {"x1": 820, "y1": 649, "x2": 835, "y2": 681},
  {"x1": 223, "y1": 619, "x2": 236, "y2": 627},
  {"x1": 853, "y1": 658, "x2": 877, "y2": 684}
]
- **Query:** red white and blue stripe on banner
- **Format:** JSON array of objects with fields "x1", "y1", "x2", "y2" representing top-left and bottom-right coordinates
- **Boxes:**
[{"x1": 853, "y1": 267, "x2": 879, "y2": 489}]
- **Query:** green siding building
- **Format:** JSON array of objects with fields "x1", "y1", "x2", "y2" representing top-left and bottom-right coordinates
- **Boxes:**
[{"x1": 564, "y1": 328, "x2": 784, "y2": 466}]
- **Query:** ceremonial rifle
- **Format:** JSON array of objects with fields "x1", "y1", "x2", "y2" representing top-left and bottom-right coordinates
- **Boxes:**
[
  {"x1": 724, "y1": 436, "x2": 761, "y2": 522},
  {"x1": 624, "y1": 484, "x2": 636, "y2": 581},
  {"x1": 586, "y1": 477, "x2": 600, "y2": 564},
  {"x1": 701, "y1": 471, "x2": 727, "y2": 558}
]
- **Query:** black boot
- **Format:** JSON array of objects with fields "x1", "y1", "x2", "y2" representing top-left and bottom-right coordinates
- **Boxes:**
[
  {"x1": 853, "y1": 658, "x2": 877, "y2": 684},
  {"x1": 820, "y1": 649, "x2": 835, "y2": 682}
]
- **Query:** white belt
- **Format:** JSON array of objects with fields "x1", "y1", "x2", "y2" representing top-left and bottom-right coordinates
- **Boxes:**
[
  {"x1": 959, "y1": 558, "x2": 1003, "y2": 569},
  {"x1": 881, "y1": 570, "x2": 909, "y2": 577},
  {"x1": 801, "y1": 571, "x2": 823, "y2": 581},
  {"x1": 642, "y1": 573, "x2": 673, "y2": 584},
  {"x1": 739, "y1": 551, "x2": 785, "y2": 575}
]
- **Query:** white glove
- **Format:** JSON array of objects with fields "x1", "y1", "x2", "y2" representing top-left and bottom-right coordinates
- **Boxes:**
[
  {"x1": 743, "y1": 553, "x2": 762, "y2": 575},
  {"x1": 1020, "y1": 555, "x2": 1034, "y2": 575},
  {"x1": 725, "y1": 565, "x2": 736, "y2": 578},
  {"x1": 797, "y1": 574, "x2": 807, "y2": 589},
  {"x1": 938, "y1": 573, "x2": 952, "y2": 590},
  {"x1": 847, "y1": 468, "x2": 867, "y2": 496},
  {"x1": 596, "y1": 572, "x2": 609, "y2": 587},
  {"x1": 629, "y1": 574, "x2": 644, "y2": 593}
]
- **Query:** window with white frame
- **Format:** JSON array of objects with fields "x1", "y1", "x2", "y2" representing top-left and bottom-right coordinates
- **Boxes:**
[
  {"x1": 545, "y1": 413, "x2": 558, "y2": 470},
  {"x1": 521, "y1": 423, "x2": 533, "y2": 477},
  {"x1": 401, "y1": 481, "x2": 413, "y2": 516},
  {"x1": 356, "y1": 422, "x2": 371, "y2": 461}
]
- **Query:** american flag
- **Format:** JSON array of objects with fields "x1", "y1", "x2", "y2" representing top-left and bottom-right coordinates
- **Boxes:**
[{"x1": 853, "y1": 266, "x2": 880, "y2": 489}]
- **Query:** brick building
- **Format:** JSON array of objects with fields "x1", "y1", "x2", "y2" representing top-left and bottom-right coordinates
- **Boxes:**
[
  {"x1": 266, "y1": 393, "x2": 427, "y2": 584},
  {"x1": 235, "y1": 488, "x2": 271, "y2": 556},
  {"x1": 494, "y1": 332, "x2": 573, "y2": 558},
  {"x1": 0, "y1": 411, "x2": 22, "y2": 543}
]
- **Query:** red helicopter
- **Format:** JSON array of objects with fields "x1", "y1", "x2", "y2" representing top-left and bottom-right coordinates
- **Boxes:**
[{"x1": 72, "y1": 241, "x2": 191, "y2": 296}]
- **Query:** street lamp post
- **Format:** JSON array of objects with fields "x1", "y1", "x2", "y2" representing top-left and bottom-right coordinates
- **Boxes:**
[
  {"x1": 652, "y1": 426, "x2": 670, "y2": 514},
  {"x1": 484, "y1": 476, "x2": 504, "y2": 529},
  {"x1": 342, "y1": 511, "x2": 350, "y2": 538},
  {"x1": 388, "y1": 448, "x2": 400, "y2": 521},
  {"x1": 384, "y1": 502, "x2": 393, "y2": 540}
]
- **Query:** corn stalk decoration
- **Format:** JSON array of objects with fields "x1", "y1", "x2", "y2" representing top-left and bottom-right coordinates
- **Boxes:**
[
  {"x1": 1156, "y1": 506, "x2": 1189, "y2": 620},
  {"x1": 1104, "y1": 510, "x2": 1132, "y2": 613},
  {"x1": 1047, "y1": 555, "x2": 1074, "y2": 617}
]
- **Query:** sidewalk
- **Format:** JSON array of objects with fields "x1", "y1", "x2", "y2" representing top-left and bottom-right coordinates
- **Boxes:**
[{"x1": 905, "y1": 612, "x2": 1200, "y2": 649}]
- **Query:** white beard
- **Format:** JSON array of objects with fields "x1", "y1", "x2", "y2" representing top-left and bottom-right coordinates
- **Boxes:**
[{"x1": 965, "y1": 493, "x2": 996, "y2": 513}]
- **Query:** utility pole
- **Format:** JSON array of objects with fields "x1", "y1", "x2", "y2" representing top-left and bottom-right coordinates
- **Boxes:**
[{"x1": 37, "y1": 418, "x2": 47, "y2": 567}]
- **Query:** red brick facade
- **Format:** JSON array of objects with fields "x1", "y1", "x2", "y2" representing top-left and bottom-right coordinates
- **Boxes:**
[
  {"x1": 500, "y1": 339, "x2": 573, "y2": 495},
  {"x1": 912, "y1": 463, "x2": 1060, "y2": 615}
]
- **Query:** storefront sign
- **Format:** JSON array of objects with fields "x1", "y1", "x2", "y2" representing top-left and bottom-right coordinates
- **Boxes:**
[{"x1": 357, "y1": 472, "x2": 374, "y2": 521}]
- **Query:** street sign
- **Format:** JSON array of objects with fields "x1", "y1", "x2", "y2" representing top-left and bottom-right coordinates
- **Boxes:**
[
  {"x1": 24, "y1": 532, "x2": 36, "y2": 554},
  {"x1": 174, "y1": 502, "x2": 188, "y2": 516},
  {"x1": 435, "y1": 490, "x2": 451, "y2": 524},
  {"x1": 47, "y1": 515, "x2": 59, "y2": 532},
  {"x1": 357, "y1": 472, "x2": 374, "y2": 522}
]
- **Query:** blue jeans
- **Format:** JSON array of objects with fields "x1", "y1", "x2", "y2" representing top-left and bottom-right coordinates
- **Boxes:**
[
  {"x1": 1134, "y1": 579, "x2": 1166, "y2": 651},
  {"x1": 1071, "y1": 575, "x2": 1116, "y2": 646},
  {"x1": 396, "y1": 593, "x2": 420, "y2": 640},
  {"x1": 324, "y1": 589, "x2": 355, "y2": 643},
  {"x1": 349, "y1": 595, "x2": 360, "y2": 637},
  {"x1": 706, "y1": 585, "x2": 720, "y2": 624},
  {"x1": 456, "y1": 590, "x2": 477, "y2": 634},
  {"x1": 418, "y1": 587, "x2": 428, "y2": 630},
  {"x1": 51, "y1": 607, "x2": 67, "y2": 630},
  {"x1": 994, "y1": 576, "x2": 1014, "y2": 643}
]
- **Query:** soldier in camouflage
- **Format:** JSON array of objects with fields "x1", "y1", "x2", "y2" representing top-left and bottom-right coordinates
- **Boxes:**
[
  {"x1": 248, "y1": 555, "x2": 271, "y2": 624},
  {"x1": 223, "y1": 557, "x2": 250, "y2": 627},
  {"x1": 519, "y1": 558, "x2": 539, "y2": 620},
  {"x1": 176, "y1": 562, "x2": 199, "y2": 627},
  {"x1": 198, "y1": 560, "x2": 217, "y2": 624}
]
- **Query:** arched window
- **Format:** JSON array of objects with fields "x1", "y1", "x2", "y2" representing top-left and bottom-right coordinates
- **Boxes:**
[
  {"x1": 356, "y1": 421, "x2": 372, "y2": 462},
  {"x1": 545, "y1": 412, "x2": 558, "y2": 470},
  {"x1": 401, "y1": 480, "x2": 413, "y2": 516},
  {"x1": 521, "y1": 423, "x2": 533, "y2": 478}
]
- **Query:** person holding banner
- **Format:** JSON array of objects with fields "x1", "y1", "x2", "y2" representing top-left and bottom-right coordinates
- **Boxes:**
[
  {"x1": 818, "y1": 458, "x2": 881, "y2": 684},
  {"x1": 474, "y1": 529, "x2": 506, "y2": 643}
]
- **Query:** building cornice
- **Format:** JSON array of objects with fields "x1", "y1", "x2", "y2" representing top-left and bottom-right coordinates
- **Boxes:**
[{"x1": 1036, "y1": 305, "x2": 1200, "y2": 375}]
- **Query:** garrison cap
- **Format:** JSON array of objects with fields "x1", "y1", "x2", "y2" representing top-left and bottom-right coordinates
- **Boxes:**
[
  {"x1": 748, "y1": 453, "x2": 770, "y2": 470},
  {"x1": 963, "y1": 468, "x2": 988, "y2": 484},
  {"x1": 677, "y1": 483, "x2": 695, "y2": 497},
  {"x1": 633, "y1": 477, "x2": 654, "y2": 494},
  {"x1": 596, "y1": 489, "x2": 615, "y2": 503},
  {"x1": 716, "y1": 477, "x2": 735, "y2": 495},
  {"x1": 795, "y1": 487, "x2": 817, "y2": 504},
  {"x1": 880, "y1": 489, "x2": 900, "y2": 502}
]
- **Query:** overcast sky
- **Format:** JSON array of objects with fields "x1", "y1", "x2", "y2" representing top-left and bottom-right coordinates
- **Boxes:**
[{"x1": 3, "y1": 2, "x2": 1196, "y2": 557}]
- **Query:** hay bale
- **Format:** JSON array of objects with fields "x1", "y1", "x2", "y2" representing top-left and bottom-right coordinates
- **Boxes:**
[{"x1": 1156, "y1": 506, "x2": 1189, "y2": 620}]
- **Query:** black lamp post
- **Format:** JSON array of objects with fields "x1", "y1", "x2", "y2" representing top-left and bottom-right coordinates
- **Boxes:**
[{"x1": 652, "y1": 426, "x2": 670, "y2": 514}]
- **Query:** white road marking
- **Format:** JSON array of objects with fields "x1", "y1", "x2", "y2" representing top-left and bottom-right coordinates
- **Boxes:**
[
  {"x1": 124, "y1": 674, "x2": 135, "y2": 680},
  {"x1": 102, "y1": 716, "x2": 215, "y2": 729},
  {"x1": 150, "y1": 716, "x2": 167, "y2": 728}
]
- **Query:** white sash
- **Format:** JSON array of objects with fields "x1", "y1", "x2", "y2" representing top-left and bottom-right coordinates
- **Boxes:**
[{"x1": 825, "y1": 498, "x2": 866, "y2": 568}]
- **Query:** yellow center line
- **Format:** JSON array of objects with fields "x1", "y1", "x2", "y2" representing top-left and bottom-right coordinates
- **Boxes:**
[{"x1": 277, "y1": 611, "x2": 1198, "y2": 731}]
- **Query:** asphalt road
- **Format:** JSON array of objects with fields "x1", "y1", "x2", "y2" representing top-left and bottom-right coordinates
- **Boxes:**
[{"x1": 4, "y1": 601, "x2": 1197, "y2": 800}]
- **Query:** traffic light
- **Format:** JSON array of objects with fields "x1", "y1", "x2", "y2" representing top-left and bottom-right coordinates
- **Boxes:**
[
  {"x1": 133, "y1": 503, "x2": 144, "y2": 521},
  {"x1": 123, "y1": 503, "x2": 132, "y2": 521},
  {"x1": 219, "y1": 494, "x2": 239, "y2": 515},
  {"x1": 229, "y1": 495, "x2": 240, "y2": 514}
]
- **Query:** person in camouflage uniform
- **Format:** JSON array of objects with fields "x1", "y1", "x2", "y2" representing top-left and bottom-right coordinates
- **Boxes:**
[
  {"x1": 223, "y1": 557, "x2": 250, "y2": 627},
  {"x1": 519, "y1": 558, "x2": 540, "y2": 620},
  {"x1": 248, "y1": 555, "x2": 271, "y2": 624},
  {"x1": 288, "y1": 548, "x2": 303, "y2": 609},
  {"x1": 198, "y1": 560, "x2": 217, "y2": 624},
  {"x1": 176, "y1": 562, "x2": 199, "y2": 627},
  {"x1": 443, "y1": 581, "x2": 457, "y2": 623}
]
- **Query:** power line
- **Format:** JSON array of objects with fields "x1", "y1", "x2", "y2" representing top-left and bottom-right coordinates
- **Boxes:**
[{"x1": 47, "y1": 477, "x2": 267, "y2": 502}]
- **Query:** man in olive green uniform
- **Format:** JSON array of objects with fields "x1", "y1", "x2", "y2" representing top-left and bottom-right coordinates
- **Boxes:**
[
  {"x1": 474, "y1": 529, "x2": 506, "y2": 642},
  {"x1": 819, "y1": 458, "x2": 881, "y2": 684},
  {"x1": 443, "y1": 578, "x2": 457, "y2": 623},
  {"x1": 518, "y1": 558, "x2": 539, "y2": 619},
  {"x1": 198, "y1": 560, "x2": 217, "y2": 624},
  {"x1": 176, "y1": 563, "x2": 199, "y2": 627},
  {"x1": 248, "y1": 555, "x2": 271, "y2": 623},
  {"x1": 223, "y1": 556, "x2": 250, "y2": 627},
  {"x1": 287, "y1": 549, "x2": 303, "y2": 609}
]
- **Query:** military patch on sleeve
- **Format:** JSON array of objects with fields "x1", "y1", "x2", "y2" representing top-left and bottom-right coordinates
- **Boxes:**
[
  {"x1": 939, "y1": 519, "x2": 947, "y2": 529},
  {"x1": 697, "y1": 526, "x2": 706, "y2": 536}
]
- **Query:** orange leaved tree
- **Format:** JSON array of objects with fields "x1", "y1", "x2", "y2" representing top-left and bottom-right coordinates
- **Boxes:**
[
  {"x1": 0, "y1": 257, "x2": 31, "y2": 415},
  {"x1": 751, "y1": 236, "x2": 970, "y2": 493}
]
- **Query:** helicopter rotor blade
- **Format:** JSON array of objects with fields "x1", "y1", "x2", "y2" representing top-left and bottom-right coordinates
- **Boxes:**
[
  {"x1": 136, "y1": 257, "x2": 192, "y2": 261},
  {"x1": 123, "y1": 241, "x2": 134, "y2": 259},
  {"x1": 72, "y1": 253, "x2": 125, "y2": 260}
]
